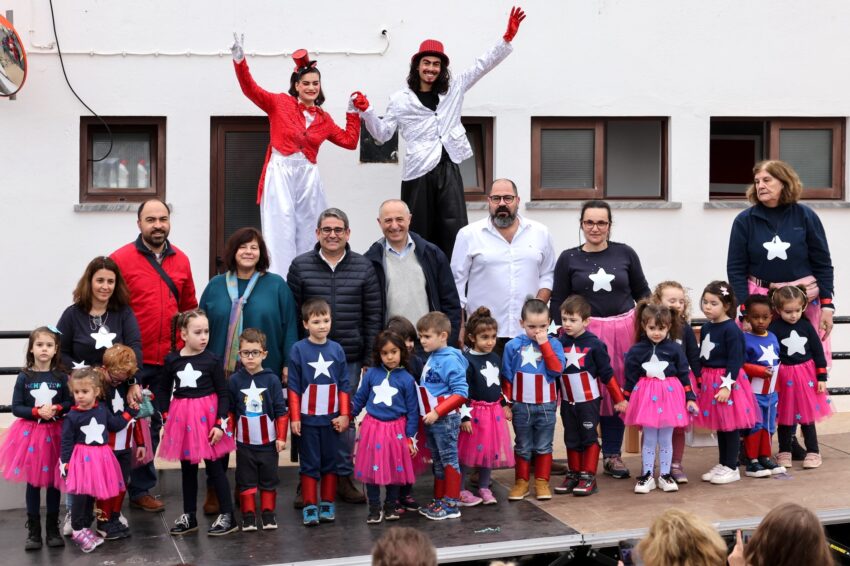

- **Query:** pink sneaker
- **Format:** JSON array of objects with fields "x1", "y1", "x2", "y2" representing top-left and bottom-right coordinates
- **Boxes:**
[
  {"x1": 478, "y1": 488, "x2": 497, "y2": 505},
  {"x1": 458, "y1": 490, "x2": 483, "y2": 507},
  {"x1": 71, "y1": 528, "x2": 103, "y2": 553}
]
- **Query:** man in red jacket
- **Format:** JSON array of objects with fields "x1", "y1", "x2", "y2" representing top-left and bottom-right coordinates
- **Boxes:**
[{"x1": 111, "y1": 198, "x2": 198, "y2": 512}]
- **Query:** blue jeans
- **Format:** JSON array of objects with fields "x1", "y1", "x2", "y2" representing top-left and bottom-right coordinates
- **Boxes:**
[
  {"x1": 600, "y1": 414, "x2": 626, "y2": 456},
  {"x1": 336, "y1": 363, "x2": 362, "y2": 477},
  {"x1": 512, "y1": 401, "x2": 557, "y2": 460},
  {"x1": 129, "y1": 364, "x2": 164, "y2": 499},
  {"x1": 425, "y1": 413, "x2": 461, "y2": 479}
]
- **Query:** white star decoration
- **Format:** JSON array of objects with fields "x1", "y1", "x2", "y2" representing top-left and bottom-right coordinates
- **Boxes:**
[
  {"x1": 781, "y1": 330, "x2": 808, "y2": 357},
  {"x1": 763, "y1": 235, "x2": 790, "y2": 261},
  {"x1": 459, "y1": 404, "x2": 473, "y2": 419},
  {"x1": 719, "y1": 372, "x2": 736, "y2": 391},
  {"x1": 480, "y1": 361, "x2": 501, "y2": 388},
  {"x1": 588, "y1": 267, "x2": 615, "y2": 292},
  {"x1": 80, "y1": 417, "x2": 105, "y2": 445},
  {"x1": 641, "y1": 353, "x2": 669, "y2": 379},
  {"x1": 548, "y1": 321, "x2": 560, "y2": 335},
  {"x1": 308, "y1": 353, "x2": 334, "y2": 379},
  {"x1": 111, "y1": 389, "x2": 125, "y2": 413},
  {"x1": 372, "y1": 376, "x2": 399, "y2": 407},
  {"x1": 90, "y1": 326, "x2": 117, "y2": 350},
  {"x1": 700, "y1": 333, "x2": 716, "y2": 360},
  {"x1": 240, "y1": 380, "x2": 267, "y2": 409},
  {"x1": 758, "y1": 344, "x2": 779, "y2": 366},
  {"x1": 520, "y1": 344, "x2": 541, "y2": 369},
  {"x1": 563, "y1": 344, "x2": 586, "y2": 370},
  {"x1": 410, "y1": 433, "x2": 419, "y2": 451},
  {"x1": 71, "y1": 361, "x2": 89, "y2": 370},
  {"x1": 29, "y1": 382, "x2": 57, "y2": 407},
  {"x1": 176, "y1": 363, "x2": 202, "y2": 388}
]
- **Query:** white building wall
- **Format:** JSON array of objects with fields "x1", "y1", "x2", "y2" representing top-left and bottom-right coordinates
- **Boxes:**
[{"x1": 1, "y1": 0, "x2": 849, "y2": 410}]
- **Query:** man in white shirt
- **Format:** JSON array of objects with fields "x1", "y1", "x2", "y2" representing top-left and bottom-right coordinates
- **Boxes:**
[
  {"x1": 451, "y1": 178, "x2": 555, "y2": 351},
  {"x1": 360, "y1": 7, "x2": 526, "y2": 260}
]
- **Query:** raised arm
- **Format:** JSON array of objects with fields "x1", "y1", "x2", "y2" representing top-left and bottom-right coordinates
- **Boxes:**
[
  {"x1": 456, "y1": 7, "x2": 524, "y2": 92},
  {"x1": 232, "y1": 33, "x2": 276, "y2": 113}
]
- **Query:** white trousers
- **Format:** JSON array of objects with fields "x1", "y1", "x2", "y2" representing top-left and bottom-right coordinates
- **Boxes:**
[{"x1": 261, "y1": 150, "x2": 327, "y2": 279}]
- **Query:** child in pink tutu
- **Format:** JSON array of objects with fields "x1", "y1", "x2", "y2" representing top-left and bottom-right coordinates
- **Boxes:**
[
  {"x1": 622, "y1": 302, "x2": 698, "y2": 494},
  {"x1": 159, "y1": 309, "x2": 237, "y2": 537},
  {"x1": 695, "y1": 281, "x2": 759, "y2": 485},
  {"x1": 768, "y1": 285, "x2": 832, "y2": 470},
  {"x1": 60, "y1": 368, "x2": 137, "y2": 553},
  {"x1": 458, "y1": 307, "x2": 514, "y2": 506},
  {"x1": 0, "y1": 326, "x2": 71, "y2": 550},
  {"x1": 95, "y1": 345, "x2": 146, "y2": 540},
  {"x1": 649, "y1": 281, "x2": 701, "y2": 484},
  {"x1": 352, "y1": 331, "x2": 419, "y2": 524}
]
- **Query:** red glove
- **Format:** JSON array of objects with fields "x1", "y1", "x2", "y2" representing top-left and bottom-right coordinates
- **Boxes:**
[
  {"x1": 351, "y1": 91, "x2": 369, "y2": 112},
  {"x1": 503, "y1": 6, "x2": 526, "y2": 42}
]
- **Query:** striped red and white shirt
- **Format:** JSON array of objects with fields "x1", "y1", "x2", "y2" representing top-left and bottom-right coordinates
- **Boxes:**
[
  {"x1": 512, "y1": 371, "x2": 557, "y2": 404},
  {"x1": 559, "y1": 371, "x2": 601, "y2": 403},
  {"x1": 301, "y1": 383, "x2": 339, "y2": 416},
  {"x1": 237, "y1": 414, "x2": 277, "y2": 445}
]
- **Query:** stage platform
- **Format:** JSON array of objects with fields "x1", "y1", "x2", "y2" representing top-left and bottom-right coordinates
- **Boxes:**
[{"x1": 3, "y1": 429, "x2": 849, "y2": 565}]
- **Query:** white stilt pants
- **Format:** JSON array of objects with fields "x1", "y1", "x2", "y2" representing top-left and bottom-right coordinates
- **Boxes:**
[{"x1": 261, "y1": 150, "x2": 327, "y2": 279}]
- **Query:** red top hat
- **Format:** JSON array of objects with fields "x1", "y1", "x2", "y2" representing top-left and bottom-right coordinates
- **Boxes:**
[
  {"x1": 292, "y1": 49, "x2": 316, "y2": 72},
  {"x1": 412, "y1": 39, "x2": 449, "y2": 66}
]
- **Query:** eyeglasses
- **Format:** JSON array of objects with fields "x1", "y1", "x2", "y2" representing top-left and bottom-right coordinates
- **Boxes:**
[
  {"x1": 488, "y1": 195, "x2": 516, "y2": 204},
  {"x1": 238, "y1": 350, "x2": 264, "y2": 358},
  {"x1": 581, "y1": 220, "x2": 610, "y2": 229},
  {"x1": 320, "y1": 227, "x2": 347, "y2": 235}
]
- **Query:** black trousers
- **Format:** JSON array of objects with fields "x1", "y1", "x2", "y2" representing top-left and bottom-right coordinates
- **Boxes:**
[
  {"x1": 235, "y1": 444, "x2": 280, "y2": 491},
  {"x1": 400, "y1": 150, "x2": 468, "y2": 261},
  {"x1": 561, "y1": 398, "x2": 602, "y2": 450}
]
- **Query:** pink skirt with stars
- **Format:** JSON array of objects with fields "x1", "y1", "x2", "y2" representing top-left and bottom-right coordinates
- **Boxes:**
[
  {"x1": 65, "y1": 444, "x2": 124, "y2": 499},
  {"x1": 589, "y1": 309, "x2": 636, "y2": 417},
  {"x1": 0, "y1": 419, "x2": 63, "y2": 488},
  {"x1": 776, "y1": 360, "x2": 833, "y2": 426},
  {"x1": 458, "y1": 400, "x2": 515, "y2": 469},
  {"x1": 354, "y1": 414, "x2": 415, "y2": 486},
  {"x1": 159, "y1": 394, "x2": 235, "y2": 464},
  {"x1": 695, "y1": 367, "x2": 759, "y2": 431},
  {"x1": 624, "y1": 377, "x2": 687, "y2": 429}
]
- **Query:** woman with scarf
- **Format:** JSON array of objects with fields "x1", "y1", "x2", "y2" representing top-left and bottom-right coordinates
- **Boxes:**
[{"x1": 200, "y1": 227, "x2": 298, "y2": 512}]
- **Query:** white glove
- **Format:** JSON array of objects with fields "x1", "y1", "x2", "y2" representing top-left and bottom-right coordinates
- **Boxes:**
[{"x1": 231, "y1": 32, "x2": 245, "y2": 62}]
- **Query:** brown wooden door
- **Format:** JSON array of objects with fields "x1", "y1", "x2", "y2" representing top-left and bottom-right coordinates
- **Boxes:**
[{"x1": 209, "y1": 117, "x2": 270, "y2": 278}]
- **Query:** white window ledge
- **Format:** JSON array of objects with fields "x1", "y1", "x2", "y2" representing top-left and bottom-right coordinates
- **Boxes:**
[
  {"x1": 525, "y1": 201, "x2": 682, "y2": 210},
  {"x1": 74, "y1": 202, "x2": 174, "y2": 213},
  {"x1": 703, "y1": 201, "x2": 850, "y2": 209},
  {"x1": 466, "y1": 202, "x2": 488, "y2": 211}
]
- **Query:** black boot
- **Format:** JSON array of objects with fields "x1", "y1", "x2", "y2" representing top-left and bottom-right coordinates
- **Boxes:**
[
  {"x1": 45, "y1": 512, "x2": 65, "y2": 547},
  {"x1": 25, "y1": 515, "x2": 42, "y2": 551}
]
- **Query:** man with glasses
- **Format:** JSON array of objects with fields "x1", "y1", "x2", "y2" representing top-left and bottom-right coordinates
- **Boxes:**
[
  {"x1": 451, "y1": 179, "x2": 556, "y2": 354},
  {"x1": 287, "y1": 208, "x2": 381, "y2": 504}
]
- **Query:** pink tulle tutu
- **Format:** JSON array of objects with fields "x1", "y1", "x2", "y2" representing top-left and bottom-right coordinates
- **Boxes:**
[
  {"x1": 65, "y1": 444, "x2": 124, "y2": 499},
  {"x1": 695, "y1": 367, "x2": 759, "y2": 431},
  {"x1": 131, "y1": 417, "x2": 154, "y2": 468},
  {"x1": 458, "y1": 400, "x2": 515, "y2": 469},
  {"x1": 0, "y1": 418, "x2": 63, "y2": 488},
  {"x1": 411, "y1": 419, "x2": 432, "y2": 476},
  {"x1": 589, "y1": 309, "x2": 636, "y2": 416},
  {"x1": 354, "y1": 414, "x2": 415, "y2": 486},
  {"x1": 777, "y1": 360, "x2": 833, "y2": 425},
  {"x1": 624, "y1": 377, "x2": 687, "y2": 429},
  {"x1": 159, "y1": 394, "x2": 235, "y2": 463}
]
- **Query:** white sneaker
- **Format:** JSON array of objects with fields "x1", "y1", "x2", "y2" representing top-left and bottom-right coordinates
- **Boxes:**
[
  {"x1": 701, "y1": 464, "x2": 725, "y2": 482},
  {"x1": 710, "y1": 466, "x2": 741, "y2": 484},
  {"x1": 118, "y1": 512, "x2": 128, "y2": 527},
  {"x1": 62, "y1": 511, "x2": 73, "y2": 536},
  {"x1": 657, "y1": 474, "x2": 679, "y2": 492},
  {"x1": 634, "y1": 473, "x2": 656, "y2": 494}
]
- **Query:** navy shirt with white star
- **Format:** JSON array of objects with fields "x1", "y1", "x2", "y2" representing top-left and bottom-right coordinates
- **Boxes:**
[
  {"x1": 768, "y1": 318, "x2": 828, "y2": 379},
  {"x1": 159, "y1": 349, "x2": 229, "y2": 419},
  {"x1": 558, "y1": 330, "x2": 615, "y2": 383},
  {"x1": 624, "y1": 337, "x2": 696, "y2": 401},
  {"x1": 11, "y1": 369, "x2": 72, "y2": 420},
  {"x1": 60, "y1": 402, "x2": 137, "y2": 463},
  {"x1": 352, "y1": 365, "x2": 418, "y2": 437},
  {"x1": 699, "y1": 319, "x2": 745, "y2": 381}
]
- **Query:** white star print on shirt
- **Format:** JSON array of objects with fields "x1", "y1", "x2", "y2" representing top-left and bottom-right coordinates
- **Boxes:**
[
  {"x1": 563, "y1": 344, "x2": 586, "y2": 370},
  {"x1": 781, "y1": 330, "x2": 808, "y2": 357},
  {"x1": 548, "y1": 321, "x2": 560, "y2": 336},
  {"x1": 29, "y1": 382, "x2": 57, "y2": 407},
  {"x1": 71, "y1": 361, "x2": 89, "y2": 370},
  {"x1": 480, "y1": 361, "x2": 501, "y2": 388},
  {"x1": 111, "y1": 389, "x2": 125, "y2": 413},
  {"x1": 80, "y1": 417, "x2": 106, "y2": 445},
  {"x1": 458, "y1": 404, "x2": 473, "y2": 420},
  {"x1": 90, "y1": 326, "x2": 117, "y2": 350},
  {"x1": 372, "y1": 376, "x2": 399, "y2": 407},
  {"x1": 700, "y1": 333, "x2": 716, "y2": 360},
  {"x1": 176, "y1": 363, "x2": 202, "y2": 388},
  {"x1": 410, "y1": 433, "x2": 419, "y2": 451},
  {"x1": 520, "y1": 344, "x2": 542, "y2": 369},
  {"x1": 641, "y1": 353, "x2": 669, "y2": 379},
  {"x1": 308, "y1": 353, "x2": 334, "y2": 379},
  {"x1": 240, "y1": 380, "x2": 267, "y2": 410},
  {"x1": 588, "y1": 267, "x2": 615, "y2": 292},
  {"x1": 763, "y1": 235, "x2": 790, "y2": 261},
  {"x1": 758, "y1": 344, "x2": 779, "y2": 366}
]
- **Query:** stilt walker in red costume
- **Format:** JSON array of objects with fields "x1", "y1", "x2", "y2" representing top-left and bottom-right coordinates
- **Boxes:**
[
  {"x1": 231, "y1": 34, "x2": 365, "y2": 278},
  {"x1": 359, "y1": 7, "x2": 526, "y2": 260}
]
